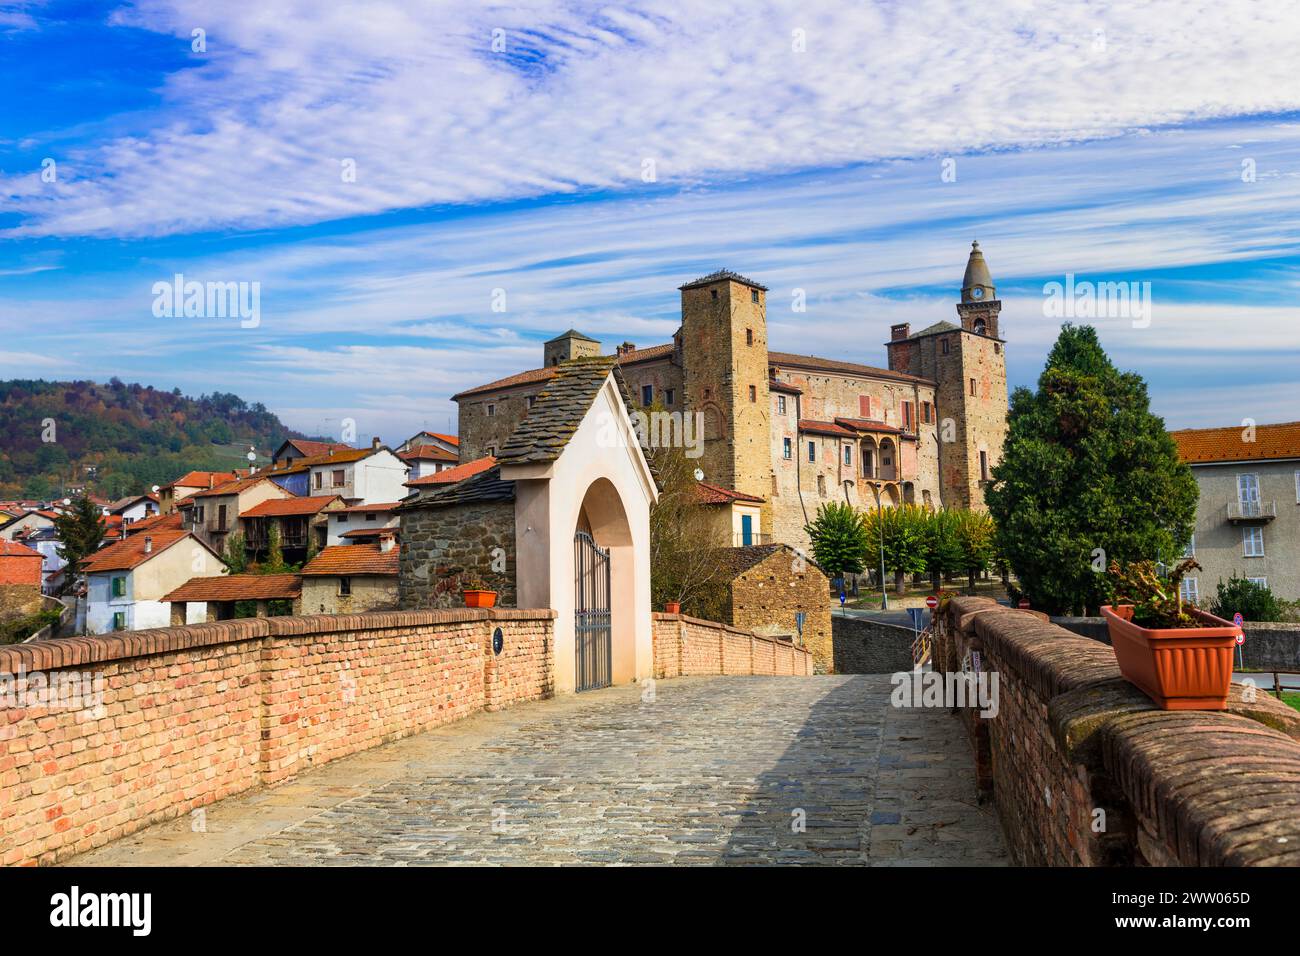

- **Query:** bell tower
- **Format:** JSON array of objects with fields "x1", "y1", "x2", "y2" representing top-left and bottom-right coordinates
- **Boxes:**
[{"x1": 956, "y1": 240, "x2": 1001, "y2": 338}]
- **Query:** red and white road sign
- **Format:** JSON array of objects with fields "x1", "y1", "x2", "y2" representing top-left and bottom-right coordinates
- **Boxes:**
[
  {"x1": 1236, "y1": 634, "x2": 1245, "y2": 646},
  {"x1": 925, "y1": 595, "x2": 938, "y2": 610}
]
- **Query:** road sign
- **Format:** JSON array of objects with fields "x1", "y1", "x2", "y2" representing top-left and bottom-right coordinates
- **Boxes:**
[
  {"x1": 907, "y1": 607, "x2": 925, "y2": 630},
  {"x1": 839, "y1": 592, "x2": 846, "y2": 606},
  {"x1": 1236, "y1": 634, "x2": 1245, "y2": 646},
  {"x1": 1232, "y1": 612, "x2": 1245, "y2": 627},
  {"x1": 925, "y1": 595, "x2": 939, "y2": 610},
  {"x1": 1018, "y1": 599, "x2": 1031, "y2": 609}
]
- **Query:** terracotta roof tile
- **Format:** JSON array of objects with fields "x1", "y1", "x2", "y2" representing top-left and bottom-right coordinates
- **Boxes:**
[
  {"x1": 770, "y1": 351, "x2": 933, "y2": 385},
  {"x1": 833, "y1": 417, "x2": 903, "y2": 435},
  {"x1": 340, "y1": 526, "x2": 397, "y2": 539},
  {"x1": 190, "y1": 475, "x2": 282, "y2": 499},
  {"x1": 0, "y1": 540, "x2": 42, "y2": 558},
  {"x1": 1171, "y1": 421, "x2": 1300, "y2": 464},
  {"x1": 337, "y1": 501, "x2": 402, "y2": 513},
  {"x1": 695, "y1": 481, "x2": 765, "y2": 505},
  {"x1": 282, "y1": 439, "x2": 353, "y2": 458},
  {"x1": 125, "y1": 512, "x2": 185, "y2": 534},
  {"x1": 453, "y1": 344, "x2": 673, "y2": 399},
  {"x1": 82, "y1": 530, "x2": 200, "y2": 573},
  {"x1": 400, "y1": 445, "x2": 458, "y2": 463},
  {"x1": 301, "y1": 544, "x2": 398, "y2": 576},
  {"x1": 240, "y1": 495, "x2": 343, "y2": 517},
  {"x1": 262, "y1": 446, "x2": 390, "y2": 477},
  {"x1": 799, "y1": 419, "x2": 858, "y2": 438},
  {"x1": 162, "y1": 573, "x2": 302, "y2": 602},
  {"x1": 160, "y1": 471, "x2": 235, "y2": 491},
  {"x1": 406, "y1": 456, "x2": 497, "y2": 487}
]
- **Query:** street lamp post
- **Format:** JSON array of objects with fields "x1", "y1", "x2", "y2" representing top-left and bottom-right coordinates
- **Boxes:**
[{"x1": 866, "y1": 481, "x2": 888, "y2": 610}]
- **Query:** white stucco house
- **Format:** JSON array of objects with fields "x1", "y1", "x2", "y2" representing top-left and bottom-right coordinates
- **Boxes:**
[{"x1": 82, "y1": 529, "x2": 224, "y2": 633}]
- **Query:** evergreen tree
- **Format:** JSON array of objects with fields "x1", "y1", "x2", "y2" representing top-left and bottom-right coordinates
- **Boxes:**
[
  {"x1": 805, "y1": 502, "x2": 869, "y2": 582},
  {"x1": 52, "y1": 497, "x2": 106, "y2": 591},
  {"x1": 986, "y1": 324, "x2": 1197, "y2": 615}
]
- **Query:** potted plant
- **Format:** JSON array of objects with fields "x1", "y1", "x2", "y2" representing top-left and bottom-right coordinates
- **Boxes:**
[
  {"x1": 664, "y1": 601, "x2": 681, "y2": 614},
  {"x1": 462, "y1": 574, "x2": 497, "y2": 609},
  {"x1": 1101, "y1": 559, "x2": 1240, "y2": 710}
]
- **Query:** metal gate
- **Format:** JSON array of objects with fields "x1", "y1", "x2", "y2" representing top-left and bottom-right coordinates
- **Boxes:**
[{"x1": 574, "y1": 531, "x2": 611, "y2": 692}]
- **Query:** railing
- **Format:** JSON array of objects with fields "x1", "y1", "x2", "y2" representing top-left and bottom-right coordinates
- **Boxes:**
[
  {"x1": 911, "y1": 625, "x2": 932, "y2": 669},
  {"x1": 1227, "y1": 500, "x2": 1276, "y2": 522},
  {"x1": 733, "y1": 532, "x2": 773, "y2": 546}
]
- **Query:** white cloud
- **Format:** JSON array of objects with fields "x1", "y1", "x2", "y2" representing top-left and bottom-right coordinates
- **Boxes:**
[{"x1": 7, "y1": 0, "x2": 1300, "y2": 237}]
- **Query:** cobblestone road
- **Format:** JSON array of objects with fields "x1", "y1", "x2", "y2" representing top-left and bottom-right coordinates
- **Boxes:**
[{"x1": 70, "y1": 676, "x2": 1007, "y2": 866}]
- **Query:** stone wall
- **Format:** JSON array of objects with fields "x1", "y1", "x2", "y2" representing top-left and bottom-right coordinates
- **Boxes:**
[
  {"x1": 0, "y1": 608, "x2": 554, "y2": 866},
  {"x1": 398, "y1": 499, "x2": 516, "y2": 609},
  {"x1": 831, "y1": 615, "x2": 915, "y2": 674},
  {"x1": 651, "y1": 612, "x2": 813, "y2": 678},
  {"x1": 934, "y1": 596, "x2": 1300, "y2": 866},
  {"x1": 0, "y1": 583, "x2": 42, "y2": 620},
  {"x1": 728, "y1": 548, "x2": 832, "y2": 673},
  {"x1": 457, "y1": 386, "x2": 541, "y2": 463}
]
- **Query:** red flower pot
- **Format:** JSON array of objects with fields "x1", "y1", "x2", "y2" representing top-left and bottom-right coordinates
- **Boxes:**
[
  {"x1": 664, "y1": 602, "x2": 681, "y2": 614},
  {"x1": 1101, "y1": 604, "x2": 1239, "y2": 710},
  {"x1": 463, "y1": 590, "x2": 497, "y2": 609}
]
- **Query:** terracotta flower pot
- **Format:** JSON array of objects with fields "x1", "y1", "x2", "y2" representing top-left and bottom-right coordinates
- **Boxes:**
[
  {"x1": 463, "y1": 589, "x2": 497, "y2": 609},
  {"x1": 1101, "y1": 604, "x2": 1239, "y2": 710},
  {"x1": 664, "y1": 602, "x2": 681, "y2": 614}
]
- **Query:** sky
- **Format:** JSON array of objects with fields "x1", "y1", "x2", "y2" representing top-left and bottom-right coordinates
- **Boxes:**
[{"x1": 1, "y1": 0, "x2": 1299, "y2": 444}]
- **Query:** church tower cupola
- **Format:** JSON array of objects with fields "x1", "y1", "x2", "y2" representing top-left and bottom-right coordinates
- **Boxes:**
[{"x1": 956, "y1": 240, "x2": 1000, "y2": 338}]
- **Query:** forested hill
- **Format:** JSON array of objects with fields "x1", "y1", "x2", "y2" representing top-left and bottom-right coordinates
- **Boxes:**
[{"x1": 0, "y1": 379, "x2": 311, "y2": 499}]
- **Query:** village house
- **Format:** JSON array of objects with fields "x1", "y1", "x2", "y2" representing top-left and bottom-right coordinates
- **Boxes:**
[
  {"x1": 270, "y1": 438, "x2": 353, "y2": 469},
  {"x1": 397, "y1": 430, "x2": 460, "y2": 457},
  {"x1": 0, "y1": 539, "x2": 44, "y2": 620},
  {"x1": 106, "y1": 494, "x2": 159, "y2": 525},
  {"x1": 300, "y1": 541, "x2": 399, "y2": 614},
  {"x1": 263, "y1": 439, "x2": 408, "y2": 504},
  {"x1": 240, "y1": 494, "x2": 344, "y2": 562},
  {"x1": 326, "y1": 501, "x2": 401, "y2": 546},
  {"x1": 162, "y1": 573, "x2": 303, "y2": 623},
  {"x1": 19, "y1": 526, "x2": 66, "y2": 594},
  {"x1": 0, "y1": 509, "x2": 58, "y2": 542},
  {"x1": 451, "y1": 244, "x2": 1010, "y2": 553},
  {"x1": 82, "y1": 530, "x2": 224, "y2": 633},
  {"x1": 399, "y1": 444, "x2": 459, "y2": 480},
  {"x1": 157, "y1": 471, "x2": 236, "y2": 514},
  {"x1": 185, "y1": 475, "x2": 293, "y2": 557},
  {"x1": 1170, "y1": 420, "x2": 1300, "y2": 603}
]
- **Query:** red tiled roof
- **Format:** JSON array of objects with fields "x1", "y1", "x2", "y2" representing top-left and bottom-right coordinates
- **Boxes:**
[
  {"x1": 190, "y1": 475, "x2": 282, "y2": 499},
  {"x1": 284, "y1": 439, "x2": 353, "y2": 458},
  {"x1": 0, "y1": 540, "x2": 42, "y2": 559},
  {"x1": 162, "y1": 573, "x2": 302, "y2": 603},
  {"x1": 301, "y1": 544, "x2": 398, "y2": 576},
  {"x1": 770, "y1": 351, "x2": 933, "y2": 385},
  {"x1": 161, "y1": 471, "x2": 236, "y2": 491},
  {"x1": 125, "y1": 512, "x2": 185, "y2": 534},
  {"x1": 400, "y1": 445, "x2": 458, "y2": 463},
  {"x1": 769, "y1": 379, "x2": 802, "y2": 394},
  {"x1": 1171, "y1": 421, "x2": 1300, "y2": 464},
  {"x1": 82, "y1": 530, "x2": 198, "y2": 573},
  {"x1": 263, "y1": 446, "x2": 390, "y2": 477},
  {"x1": 452, "y1": 344, "x2": 676, "y2": 400},
  {"x1": 414, "y1": 431, "x2": 459, "y2": 446},
  {"x1": 241, "y1": 495, "x2": 342, "y2": 517},
  {"x1": 337, "y1": 501, "x2": 402, "y2": 513},
  {"x1": 405, "y1": 456, "x2": 497, "y2": 487},
  {"x1": 695, "y1": 481, "x2": 765, "y2": 505},
  {"x1": 341, "y1": 526, "x2": 397, "y2": 539},
  {"x1": 799, "y1": 419, "x2": 858, "y2": 438},
  {"x1": 833, "y1": 417, "x2": 903, "y2": 435}
]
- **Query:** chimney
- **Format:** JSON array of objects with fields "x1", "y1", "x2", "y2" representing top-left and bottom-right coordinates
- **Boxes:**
[
  {"x1": 615, "y1": 341, "x2": 637, "y2": 357},
  {"x1": 890, "y1": 323, "x2": 910, "y2": 341},
  {"x1": 143, "y1": 536, "x2": 153, "y2": 554},
  {"x1": 372, "y1": 436, "x2": 382, "y2": 451},
  {"x1": 378, "y1": 533, "x2": 395, "y2": 553}
]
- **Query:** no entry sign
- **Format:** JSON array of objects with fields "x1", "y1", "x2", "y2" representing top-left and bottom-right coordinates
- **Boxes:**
[{"x1": 926, "y1": 595, "x2": 938, "y2": 610}]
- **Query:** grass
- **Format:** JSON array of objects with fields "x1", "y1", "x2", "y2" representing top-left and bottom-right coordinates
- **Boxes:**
[{"x1": 1282, "y1": 692, "x2": 1300, "y2": 713}]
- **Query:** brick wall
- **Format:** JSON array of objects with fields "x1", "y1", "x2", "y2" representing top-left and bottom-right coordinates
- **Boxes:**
[
  {"x1": 0, "y1": 608, "x2": 554, "y2": 866},
  {"x1": 934, "y1": 596, "x2": 1300, "y2": 865},
  {"x1": 651, "y1": 613, "x2": 813, "y2": 678}
]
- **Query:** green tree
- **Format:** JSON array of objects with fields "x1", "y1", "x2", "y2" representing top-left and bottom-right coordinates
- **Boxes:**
[
  {"x1": 986, "y1": 324, "x2": 1197, "y2": 615},
  {"x1": 1210, "y1": 574, "x2": 1283, "y2": 622},
  {"x1": 805, "y1": 502, "x2": 868, "y2": 583},
  {"x1": 648, "y1": 443, "x2": 729, "y2": 616},
  {"x1": 954, "y1": 509, "x2": 996, "y2": 593},
  {"x1": 221, "y1": 531, "x2": 248, "y2": 573},
  {"x1": 52, "y1": 497, "x2": 106, "y2": 592},
  {"x1": 922, "y1": 508, "x2": 965, "y2": 591},
  {"x1": 866, "y1": 503, "x2": 928, "y2": 594}
]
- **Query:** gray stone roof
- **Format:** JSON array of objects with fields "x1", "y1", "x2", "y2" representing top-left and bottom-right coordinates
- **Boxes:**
[
  {"x1": 545, "y1": 328, "x2": 598, "y2": 343},
  {"x1": 906, "y1": 320, "x2": 959, "y2": 340},
  {"x1": 399, "y1": 465, "x2": 516, "y2": 510},
  {"x1": 496, "y1": 356, "x2": 628, "y2": 465},
  {"x1": 678, "y1": 269, "x2": 769, "y2": 292}
]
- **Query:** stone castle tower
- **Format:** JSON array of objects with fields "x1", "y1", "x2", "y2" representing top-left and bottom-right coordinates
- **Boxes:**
[
  {"x1": 886, "y1": 241, "x2": 1009, "y2": 509},
  {"x1": 678, "y1": 270, "x2": 773, "y2": 520}
]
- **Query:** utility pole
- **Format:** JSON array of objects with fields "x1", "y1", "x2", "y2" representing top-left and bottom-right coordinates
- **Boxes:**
[{"x1": 866, "y1": 481, "x2": 888, "y2": 610}]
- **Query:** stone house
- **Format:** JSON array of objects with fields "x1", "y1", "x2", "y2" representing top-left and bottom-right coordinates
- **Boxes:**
[
  {"x1": 1170, "y1": 420, "x2": 1300, "y2": 602},
  {"x1": 82, "y1": 530, "x2": 224, "y2": 633},
  {"x1": 704, "y1": 543, "x2": 834, "y2": 672},
  {"x1": 240, "y1": 494, "x2": 343, "y2": 562},
  {"x1": 185, "y1": 475, "x2": 293, "y2": 557},
  {"x1": 401, "y1": 356, "x2": 659, "y2": 694},
  {"x1": 0, "y1": 539, "x2": 44, "y2": 620},
  {"x1": 326, "y1": 501, "x2": 401, "y2": 546},
  {"x1": 156, "y1": 470, "x2": 236, "y2": 514},
  {"x1": 300, "y1": 541, "x2": 399, "y2": 614},
  {"x1": 451, "y1": 243, "x2": 1009, "y2": 553}
]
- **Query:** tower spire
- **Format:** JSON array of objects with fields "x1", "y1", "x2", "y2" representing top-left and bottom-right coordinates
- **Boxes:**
[{"x1": 961, "y1": 239, "x2": 994, "y2": 302}]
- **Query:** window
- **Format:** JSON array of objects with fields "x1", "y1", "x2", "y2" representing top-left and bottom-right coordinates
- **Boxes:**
[
  {"x1": 1247, "y1": 577, "x2": 1268, "y2": 588},
  {"x1": 487, "y1": 403, "x2": 496, "y2": 417},
  {"x1": 749, "y1": 385, "x2": 757, "y2": 403},
  {"x1": 808, "y1": 441, "x2": 816, "y2": 463},
  {"x1": 751, "y1": 289, "x2": 759, "y2": 304},
  {"x1": 979, "y1": 450, "x2": 989, "y2": 481},
  {"x1": 969, "y1": 378, "x2": 977, "y2": 397},
  {"x1": 332, "y1": 469, "x2": 345, "y2": 487},
  {"x1": 336, "y1": 513, "x2": 349, "y2": 523},
  {"x1": 783, "y1": 437, "x2": 792, "y2": 460},
  {"x1": 217, "y1": 504, "x2": 227, "y2": 531},
  {"x1": 111, "y1": 576, "x2": 126, "y2": 597},
  {"x1": 528, "y1": 395, "x2": 537, "y2": 408},
  {"x1": 746, "y1": 328, "x2": 754, "y2": 345},
  {"x1": 486, "y1": 446, "x2": 495, "y2": 457},
  {"x1": 641, "y1": 384, "x2": 653, "y2": 405},
  {"x1": 942, "y1": 338, "x2": 950, "y2": 355},
  {"x1": 365, "y1": 513, "x2": 377, "y2": 522},
  {"x1": 922, "y1": 402, "x2": 932, "y2": 424},
  {"x1": 1182, "y1": 535, "x2": 1195, "y2": 558},
  {"x1": 973, "y1": 318, "x2": 986, "y2": 335},
  {"x1": 1295, "y1": 470, "x2": 1300, "y2": 503},
  {"x1": 1238, "y1": 473, "x2": 1260, "y2": 508},
  {"x1": 843, "y1": 445, "x2": 853, "y2": 466},
  {"x1": 314, "y1": 472, "x2": 323, "y2": 490},
  {"x1": 994, "y1": 343, "x2": 1001, "y2": 355},
  {"x1": 194, "y1": 505, "x2": 204, "y2": 523},
  {"x1": 112, "y1": 611, "x2": 126, "y2": 631},
  {"x1": 902, "y1": 401, "x2": 913, "y2": 431},
  {"x1": 1180, "y1": 578, "x2": 1199, "y2": 605},
  {"x1": 666, "y1": 388, "x2": 675, "y2": 406},
  {"x1": 711, "y1": 289, "x2": 718, "y2": 301},
  {"x1": 777, "y1": 395, "x2": 786, "y2": 415},
  {"x1": 859, "y1": 395, "x2": 871, "y2": 418},
  {"x1": 339, "y1": 576, "x2": 352, "y2": 596},
  {"x1": 816, "y1": 474, "x2": 826, "y2": 497},
  {"x1": 1243, "y1": 526, "x2": 1265, "y2": 557}
]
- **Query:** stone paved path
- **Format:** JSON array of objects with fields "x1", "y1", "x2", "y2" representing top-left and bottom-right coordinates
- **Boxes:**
[{"x1": 69, "y1": 676, "x2": 1007, "y2": 866}]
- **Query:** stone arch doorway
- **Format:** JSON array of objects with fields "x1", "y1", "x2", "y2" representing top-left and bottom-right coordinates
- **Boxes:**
[{"x1": 573, "y1": 478, "x2": 637, "y2": 689}]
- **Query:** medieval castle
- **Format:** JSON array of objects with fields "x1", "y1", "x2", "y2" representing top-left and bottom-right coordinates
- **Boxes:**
[{"x1": 453, "y1": 241, "x2": 1010, "y2": 552}]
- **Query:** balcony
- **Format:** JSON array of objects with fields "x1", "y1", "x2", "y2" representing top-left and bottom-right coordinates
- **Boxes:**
[
  {"x1": 733, "y1": 532, "x2": 773, "y2": 547},
  {"x1": 1227, "y1": 500, "x2": 1276, "y2": 523}
]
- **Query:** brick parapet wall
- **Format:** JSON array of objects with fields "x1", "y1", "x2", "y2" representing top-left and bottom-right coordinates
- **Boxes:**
[
  {"x1": 651, "y1": 613, "x2": 813, "y2": 678},
  {"x1": 935, "y1": 596, "x2": 1300, "y2": 866},
  {"x1": 0, "y1": 608, "x2": 555, "y2": 866}
]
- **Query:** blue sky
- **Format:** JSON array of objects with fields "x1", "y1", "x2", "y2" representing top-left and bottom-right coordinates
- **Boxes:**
[{"x1": 2, "y1": 0, "x2": 1299, "y2": 442}]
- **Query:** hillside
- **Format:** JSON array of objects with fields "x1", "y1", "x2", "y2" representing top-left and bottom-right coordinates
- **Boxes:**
[{"x1": 0, "y1": 379, "x2": 313, "y2": 500}]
